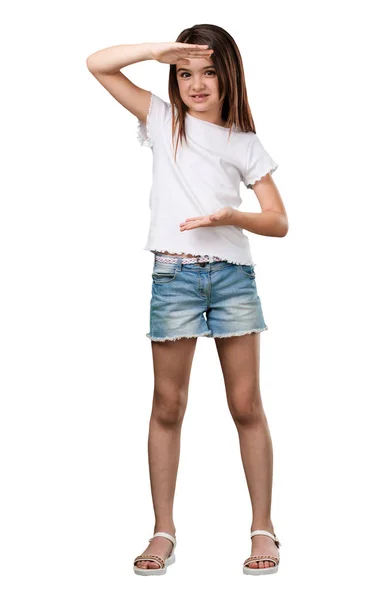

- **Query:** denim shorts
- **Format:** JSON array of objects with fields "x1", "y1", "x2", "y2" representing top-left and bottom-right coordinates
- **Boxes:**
[{"x1": 146, "y1": 253, "x2": 268, "y2": 342}]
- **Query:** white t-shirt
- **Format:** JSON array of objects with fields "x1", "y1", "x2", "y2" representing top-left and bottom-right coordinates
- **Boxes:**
[{"x1": 137, "y1": 92, "x2": 278, "y2": 265}]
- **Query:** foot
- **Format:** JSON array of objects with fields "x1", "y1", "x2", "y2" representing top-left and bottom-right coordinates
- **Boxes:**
[
  {"x1": 135, "y1": 532, "x2": 175, "y2": 570},
  {"x1": 248, "y1": 530, "x2": 279, "y2": 570}
]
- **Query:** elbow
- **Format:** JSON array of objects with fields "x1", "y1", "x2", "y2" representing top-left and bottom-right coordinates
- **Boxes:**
[
  {"x1": 278, "y1": 216, "x2": 289, "y2": 237},
  {"x1": 281, "y1": 223, "x2": 289, "y2": 237},
  {"x1": 86, "y1": 56, "x2": 95, "y2": 72},
  {"x1": 86, "y1": 55, "x2": 100, "y2": 73}
]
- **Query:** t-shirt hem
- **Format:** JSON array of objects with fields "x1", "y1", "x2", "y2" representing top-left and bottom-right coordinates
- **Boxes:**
[{"x1": 245, "y1": 162, "x2": 279, "y2": 189}]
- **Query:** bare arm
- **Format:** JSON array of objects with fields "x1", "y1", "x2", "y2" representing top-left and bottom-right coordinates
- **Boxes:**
[
  {"x1": 231, "y1": 174, "x2": 289, "y2": 237},
  {"x1": 85, "y1": 42, "x2": 212, "y2": 123},
  {"x1": 179, "y1": 173, "x2": 288, "y2": 236},
  {"x1": 86, "y1": 42, "x2": 153, "y2": 74},
  {"x1": 230, "y1": 210, "x2": 288, "y2": 237},
  {"x1": 86, "y1": 43, "x2": 153, "y2": 123}
]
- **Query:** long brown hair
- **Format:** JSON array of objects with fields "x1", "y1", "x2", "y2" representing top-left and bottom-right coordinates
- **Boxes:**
[{"x1": 168, "y1": 24, "x2": 256, "y2": 161}]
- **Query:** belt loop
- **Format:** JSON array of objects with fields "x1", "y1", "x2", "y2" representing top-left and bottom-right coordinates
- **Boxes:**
[{"x1": 176, "y1": 256, "x2": 182, "y2": 271}]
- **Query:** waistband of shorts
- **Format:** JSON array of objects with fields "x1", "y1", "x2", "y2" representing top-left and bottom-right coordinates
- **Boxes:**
[{"x1": 153, "y1": 251, "x2": 225, "y2": 265}]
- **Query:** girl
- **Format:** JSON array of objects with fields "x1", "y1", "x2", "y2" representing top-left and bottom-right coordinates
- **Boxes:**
[{"x1": 86, "y1": 23, "x2": 288, "y2": 576}]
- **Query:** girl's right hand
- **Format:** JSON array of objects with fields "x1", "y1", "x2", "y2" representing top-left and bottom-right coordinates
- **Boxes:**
[{"x1": 150, "y1": 42, "x2": 213, "y2": 65}]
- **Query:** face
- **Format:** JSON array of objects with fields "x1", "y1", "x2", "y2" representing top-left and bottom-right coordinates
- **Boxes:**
[{"x1": 176, "y1": 56, "x2": 223, "y2": 119}]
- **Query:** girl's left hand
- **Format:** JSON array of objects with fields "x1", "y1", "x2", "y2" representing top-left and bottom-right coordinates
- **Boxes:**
[{"x1": 180, "y1": 206, "x2": 235, "y2": 231}]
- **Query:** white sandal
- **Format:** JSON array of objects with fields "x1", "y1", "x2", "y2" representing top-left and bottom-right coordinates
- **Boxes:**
[
  {"x1": 243, "y1": 529, "x2": 281, "y2": 575},
  {"x1": 133, "y1": 531, "x2": 177, "y2": 576}
]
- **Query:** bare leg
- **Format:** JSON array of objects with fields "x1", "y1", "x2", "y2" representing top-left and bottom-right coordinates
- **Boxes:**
[
  {"x1": 214, "y1": 332, "x2": 279, "y2": 569},
  {"x1": 135, "y1": 337, "x2": 197, "y2": 569}
]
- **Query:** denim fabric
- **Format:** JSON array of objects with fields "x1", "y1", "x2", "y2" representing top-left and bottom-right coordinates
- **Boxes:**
[{"x1": 146, "y1": 253, "x2": 268, "y2": 342}]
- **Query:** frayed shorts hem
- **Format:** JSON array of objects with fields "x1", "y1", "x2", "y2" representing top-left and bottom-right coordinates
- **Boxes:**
[
  {"x1": 146, "y1": 331, "x2": 212, "y2": 342},
  {"x1": 209, "y1": 326, "x2": 268, "y2": 338},
  {"x1": 146, "y1": 326, "x2": 268, "y2": 342}
]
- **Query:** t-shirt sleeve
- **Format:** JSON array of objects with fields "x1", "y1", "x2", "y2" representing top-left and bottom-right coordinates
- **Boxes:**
[
  {"x1": 136, "y1": 92, "x2": 171, "y2": 148},
  {"x1": 243, "y1": 133, "x2": 279, "y2": 189}
]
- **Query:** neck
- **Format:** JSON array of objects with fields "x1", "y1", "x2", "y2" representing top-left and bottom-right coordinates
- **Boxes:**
[{"x1": 187, "y1": 110, "x2": 227, "y2": 127}]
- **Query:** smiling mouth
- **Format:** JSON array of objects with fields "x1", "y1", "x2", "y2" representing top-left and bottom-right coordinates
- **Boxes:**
[{"x1": 191, "y1": 94, "x2": 209, "y2": 98}]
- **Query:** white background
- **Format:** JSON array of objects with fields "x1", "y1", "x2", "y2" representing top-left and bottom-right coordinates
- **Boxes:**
[{"x1": 1, "y1": 0, "x2": 374, "y2": 597}]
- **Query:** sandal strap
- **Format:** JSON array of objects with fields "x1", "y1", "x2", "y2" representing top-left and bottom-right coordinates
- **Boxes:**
[
  {"x1": 148, "y1": 531, "x2": 177, "y2": 550},
  {"x1": 244, "y1": 555, "x2": 279, "y2": 567},
  {"x1": 250, "y1": 529, "x2": 281, "y2": 548},
  {"x1": 134, "y1": 554, "x2": 165, "y2": 569}
]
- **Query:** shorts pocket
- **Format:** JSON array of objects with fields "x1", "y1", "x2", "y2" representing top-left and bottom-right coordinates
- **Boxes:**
[
  {"x1": 239, "y1": 264, "x2": 256, "y2": 279},
  {"x1": 152, "y1": 264, "x2": 178, "y2": 284}
]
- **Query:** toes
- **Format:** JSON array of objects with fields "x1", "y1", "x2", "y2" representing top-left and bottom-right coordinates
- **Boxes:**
[
  {"x1": 249, "y1": 561, "x2": 272, "y2": 569},
  {"x1": 135, "y1": 560, "x2": 161, "y2": 569}
]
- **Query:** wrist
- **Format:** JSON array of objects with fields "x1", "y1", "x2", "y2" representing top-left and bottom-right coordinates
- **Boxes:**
[
  {"x1": 144, "y1": 42, "x2": 154, "y2": 60},
  {"x1": 229, "y1": 208, "x2": 241, "y2": 227}
]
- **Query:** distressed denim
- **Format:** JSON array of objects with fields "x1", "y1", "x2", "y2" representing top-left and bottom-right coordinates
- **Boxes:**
[{"x1": 146, "y1": 253, "x2": 268, "y2": 342}]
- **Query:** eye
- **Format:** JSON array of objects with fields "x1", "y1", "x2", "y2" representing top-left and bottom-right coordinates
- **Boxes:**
[{"x1": 179, "y1": 70, "x2": 216, "y2": 78}]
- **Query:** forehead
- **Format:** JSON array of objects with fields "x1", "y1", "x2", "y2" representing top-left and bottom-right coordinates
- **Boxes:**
[{"x1": 176, "y1": 57, "x2": 215, "y2": 72}]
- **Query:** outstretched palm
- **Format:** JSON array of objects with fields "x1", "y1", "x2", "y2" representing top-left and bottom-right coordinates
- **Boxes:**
[{"x1": 180, "y1": 206, "x2": 235, "y2": 231}]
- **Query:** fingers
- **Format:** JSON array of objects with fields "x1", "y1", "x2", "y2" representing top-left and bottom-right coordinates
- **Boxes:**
[
  {"x1": 178, "y1": 44, "x2": 213, "y2": 56},
  {"x1": 180, "y1": 51, "x2": 213, "y2": 58},
  {"x1": 179, "y1": 44, "x2": 209, "y2": 49}
]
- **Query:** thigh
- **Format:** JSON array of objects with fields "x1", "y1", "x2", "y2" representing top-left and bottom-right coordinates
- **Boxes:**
[
  {"x1": 214, "y1": 333, "x2": 262, "y2": 413},
  {"x1": 151, "y1": 337, "x2": 198, "y2": 398}
]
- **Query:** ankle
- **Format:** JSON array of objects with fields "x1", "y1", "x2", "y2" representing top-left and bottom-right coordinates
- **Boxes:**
[
  {"x1": 153, "y1": 523, "x2": 176, "y2": 537},
  {"x1": 251, "y1": 519, "x2": 274, "y2": 534}
]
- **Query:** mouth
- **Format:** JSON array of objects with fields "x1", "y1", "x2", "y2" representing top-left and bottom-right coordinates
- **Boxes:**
[{"x1": 190, "y1": 94, "x2": 210, "y2": 101}]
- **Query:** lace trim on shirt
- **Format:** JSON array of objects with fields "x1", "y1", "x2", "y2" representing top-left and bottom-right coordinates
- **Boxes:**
[
  {"x1": 137, "y1": 92, "x2": 154, "y2": 147},
  {"x1": 147, "y1": 248, "x2": 256, "y2": 267},
  {"x1": 246, "y1": 163, "x2": 278, "y2": 189}
]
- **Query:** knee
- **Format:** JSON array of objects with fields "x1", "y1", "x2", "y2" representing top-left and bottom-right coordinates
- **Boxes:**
[
  {"x1": 152, "y1": 385, "x2": 187, "y2": 426},
  {"x1": 228, "y1": 387, "x2": 264, "y2": 427}
]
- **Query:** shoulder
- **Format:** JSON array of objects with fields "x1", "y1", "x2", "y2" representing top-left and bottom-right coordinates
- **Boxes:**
[
  {"x1": 224, "y1": 128, "x2": 257, "y2": 155},
  {"x1": 150, "y1": 92, "x2": 172, "y2": 118},
  {"x1": 241, "y1": 131, "x2": 278, "y2": 188},
  {"x1": 137, "y1": 92, "x2": 171, "y2": 147},
  {"x1": 243, "y1": 131, "x2": 270, "y2": 156}
]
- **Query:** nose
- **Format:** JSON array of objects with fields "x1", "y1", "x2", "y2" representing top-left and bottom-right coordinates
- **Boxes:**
[
  {"x1": 192, "y1": 83, "x2": 207, "y2": 92},
  {"x1": 191, "y1": 76, "x2": 206, "y2": 90}
]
